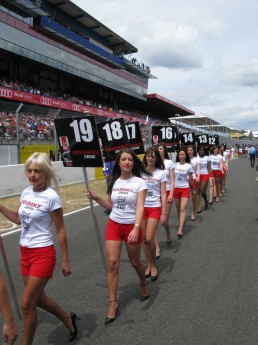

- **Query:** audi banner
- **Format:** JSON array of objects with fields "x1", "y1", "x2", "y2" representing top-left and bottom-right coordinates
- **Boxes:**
[
  {"x1": 0, "y1": 87, "x2": 146, "y2": 124},
  {"x1": 54, "y1": 116, "x2": 103, "y2": 167}
]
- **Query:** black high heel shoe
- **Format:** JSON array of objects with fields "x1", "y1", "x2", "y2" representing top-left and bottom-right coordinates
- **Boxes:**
[
  {"x1": 68, "y1": 312, "x2": 80, "y2": 342},
  {"x1": 140, "y1": 283, "x2": 149, "y2": 302},
  {"x1": 104, "y1": 300, "x2": 119, "y2": 325}
]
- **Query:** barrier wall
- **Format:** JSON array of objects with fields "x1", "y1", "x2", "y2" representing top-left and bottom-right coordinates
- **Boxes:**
[{"x1": 0, "y1": 161, "x2": 95, "y2": 198}]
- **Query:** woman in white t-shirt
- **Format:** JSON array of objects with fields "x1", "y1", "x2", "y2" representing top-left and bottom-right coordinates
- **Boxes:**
[
  {"x1": 209, "y1": 145, "x2": 224, "y2": 203},
  {"x1": 173, "y1": 148, "x2": 194, "y2": 238},
  {"x1": 219, "y1": 144, "x2": 229, "y2": 194},
  {"x1": 197, "y1": 146, "x2": 213, "y2": 208},
  {"x1": 142, "y1": 147, "x2": 167, "y2": 282},
  {"x1": 87, "y1": 148, "x2": 150, "y2": 325},
  {"x1": 187, "y1": 145, "x2": 201, "y2": 220},
  {"x1": 156, "y1": 143, "x2": 175, "y2": 250},
  {"x1": 0, "y1": 152, "x2": 77, "y2": 344}
]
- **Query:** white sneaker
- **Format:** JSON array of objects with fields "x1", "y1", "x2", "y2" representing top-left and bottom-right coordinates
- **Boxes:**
[{"x1": 255, "y1": 177, "x2": 258, "y2": 182}]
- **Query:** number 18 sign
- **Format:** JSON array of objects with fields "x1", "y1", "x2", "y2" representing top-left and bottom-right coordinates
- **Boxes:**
[{"x1": 54, "y1": 116, "x2": 103, "y2": 167}]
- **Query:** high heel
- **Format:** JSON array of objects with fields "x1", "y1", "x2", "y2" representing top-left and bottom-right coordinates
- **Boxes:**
[
  {"x1": 140, "y1": 283, "x2": 149, "y2": 302},
  {"x1": 104, "y1": 300, "x2": 119, "y2": 325},
  {"x1": 68, "y1": 312, "x2": 80, "y2": 342}
]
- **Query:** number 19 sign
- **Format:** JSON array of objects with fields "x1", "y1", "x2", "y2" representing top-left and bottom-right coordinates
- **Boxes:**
[{"x1": 54, "y1": 116, "x2": 103, "y2": 167}]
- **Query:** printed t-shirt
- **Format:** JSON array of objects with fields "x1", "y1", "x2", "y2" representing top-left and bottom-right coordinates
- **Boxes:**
[
  {"x1": 19, "y1": 186, "x2": 62, "y2": 248},
  {"x1": 142, "y1": 169, "x2": 167, "y2": 207},
  {"x1": 210, "y1": 154, "x2": 223, "y2": 171},
  {"x1": 198, "y1": 155, "x2": 211, "y2": 175},
  {"x1": 174, "y1": 162, "x2": 193, "y2": 188},
  {"x1": 110, "y1": 176, "x2": 147, "y2": 224}
]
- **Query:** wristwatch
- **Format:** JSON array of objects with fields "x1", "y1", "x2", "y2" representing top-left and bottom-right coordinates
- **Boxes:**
[{"x1": 134, "y1": 224, "x2": 141, "y2": 229}]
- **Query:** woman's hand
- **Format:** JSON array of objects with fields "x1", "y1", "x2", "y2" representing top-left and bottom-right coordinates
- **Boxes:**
[
  {"x1": 62, "y1": 261, "x2": 72, "y2": 277},
  {"x1": 160, "y1": 214, "x2": 166, "y2": 226},
  {"x1": 127, "y1": 227, "x2": 139, "y2": 244},
  {"x1": 86, "y1": 189, "x2": 98, "y2": 201}
]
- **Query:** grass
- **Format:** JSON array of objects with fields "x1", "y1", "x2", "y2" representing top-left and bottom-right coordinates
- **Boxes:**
[{"x1": 0, "y1": 178, "x2": 107, "y2": 232}]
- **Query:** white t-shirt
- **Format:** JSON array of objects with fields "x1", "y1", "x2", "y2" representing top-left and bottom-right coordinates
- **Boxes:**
[
  {"x1": 174, "y1": 162, "x2": 193, "y2": 188},
  {"x1": 110, "y1": 176, "x2": 147, "y2": 224},
  {"x1": 142, "y1": 169, "x2": 167, "y2": 207},
  {"x1": 198, "y1": 155, "x2": 211, "y2": 175},
  {"x1": 19, "y1": 186, "x2": 62, "y2": 248},
  {"x1": 210, "y1": 154, "x2": 223, "y2": 171},
  {"x1": 189, "y1": 157, "x2": 199, "y2": 179},
  {"x1": 163, "y1": 159, "x2": 174, "y2": 191}
]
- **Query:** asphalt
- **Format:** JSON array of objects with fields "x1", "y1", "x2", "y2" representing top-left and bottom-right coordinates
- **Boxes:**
[{"x1": 1, "y1": 157, "x2": 258, "y2": 345}]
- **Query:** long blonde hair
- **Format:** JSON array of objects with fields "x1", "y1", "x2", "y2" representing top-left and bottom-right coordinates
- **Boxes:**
[{"x1": 24, "y1": 152, "x2": 59, "y2": 191}]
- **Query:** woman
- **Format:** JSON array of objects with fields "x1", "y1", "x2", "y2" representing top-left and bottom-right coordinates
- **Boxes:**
[
  {"x1": 141, "y1": 147, "x2": 167, "y2": 281},
  {"x1": 0, "y1": 152, "x2": 78, "y2": 345},
  {"x1": 87, "y1": 148, "x2": 150, "y2": 325},
  {"x1": 198, "y1": 146, "x2": 213, "y2": 207},
  {"x1": 209, "y1": 145, "x2": 224, "y2": 203},
  {"x1": 156, "y1": 143, "x2": 175, "y2": 252},
  {"x1": 187, "y1": 145, "x2": 201, "y2": 220},
  {"x1": 219, "y1": 144, "x2": 229, "y2": 193},
  {"x1": 173, "y1": 148, "x2": 194, "y2": 238}
]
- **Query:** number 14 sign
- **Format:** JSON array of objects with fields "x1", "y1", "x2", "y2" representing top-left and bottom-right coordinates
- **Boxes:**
[{"x1": 54, "y1": 116, "x2": 103, "y2": 167}]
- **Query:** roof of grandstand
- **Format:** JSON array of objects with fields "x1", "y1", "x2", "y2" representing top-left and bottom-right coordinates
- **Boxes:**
[
  {"x1": 130, "y1": 94, "x2": 195, "y2": 119},
  {"x1": 7, "y1": 0, "x2": 137, "y2": 55},
  {"x1": 170, "y1": 114, "x2": 232, "y2": 134}
]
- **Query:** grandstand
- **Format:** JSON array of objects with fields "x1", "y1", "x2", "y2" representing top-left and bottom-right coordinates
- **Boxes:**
[{"x1": 0, "y1": 0, "x2": 197, "y2": 164}]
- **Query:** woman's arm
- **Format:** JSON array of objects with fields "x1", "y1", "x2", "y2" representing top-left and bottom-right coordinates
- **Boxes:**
[
  {"x1": 0, "y1": 205, "x2": 20, "y2": 225},
  {"x1": 160, "y1": 181, "x2": 167, "y2": 225},
  {"x1": 168, "y1": 168, "x2": 175, "y2": 203},
  {"x1": 51, "y1": 208, "x2": 71, "y2": 277},
  {"x1": 196, "y1": 162, "x2": 201, "y2": 182},
  {"x1": 86, "y1": 190, "x2": 112, "y2": 210}
]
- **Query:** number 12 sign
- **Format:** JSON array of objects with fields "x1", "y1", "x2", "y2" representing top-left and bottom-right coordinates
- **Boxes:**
[{"x1": 54, "y1": 116, "x2": 103, "y2": 167}]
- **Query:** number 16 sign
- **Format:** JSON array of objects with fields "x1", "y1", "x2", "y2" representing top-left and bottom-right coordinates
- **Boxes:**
[{"x1": 54, "y1": 116, "x2": 103, "y2": 167}]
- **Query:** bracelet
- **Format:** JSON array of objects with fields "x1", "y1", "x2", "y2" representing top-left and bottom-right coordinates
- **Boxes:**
[
  {"x1": 162, "y1": 214, "x2": 167, "y2": 215},
  {"x1": 134, "y1": 224, "x2": 141, "y2": 229}
]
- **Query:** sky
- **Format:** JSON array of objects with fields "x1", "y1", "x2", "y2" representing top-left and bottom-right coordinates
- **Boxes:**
[{"x1": 72, "y1": 0, "x2": 258, "y2": 131}]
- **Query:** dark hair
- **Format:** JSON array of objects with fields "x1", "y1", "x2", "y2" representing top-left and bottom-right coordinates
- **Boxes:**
[
  {"x1": 176, "y1": 148, "x2": 191, "y2": 163},
  {"x1": 210, "y1": 145, "x2": 219, "y2": 154},
  {"x1": 187, "y1": 145, "x2": 197, "y2": 157},
  {"x1": 198, "y1": 145, "x2": 208, "y2": 157},
  {"x1": 157, "y1": 143, "x2": 169, "y2": 159},
  {"x1": 143, "y1": 147, "x2": 165, "y2": 170},
  {"x1": 107, "y1": 148, "x2": 151, "y2": 195}
]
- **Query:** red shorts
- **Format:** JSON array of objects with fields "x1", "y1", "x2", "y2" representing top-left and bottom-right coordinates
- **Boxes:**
[
  {"x1": 20, "y1": 245, "x2": 56, "y2": 279},
  {"x1": 212, "y1": 170, "x2": 223, "y2": 178},
  {"x1": 143, "y1": 207, "x2": 161, "y2": 220},
  {"x1": 200, "y1": 174, "x2": 210, "y2": 181},
  {"x1": 189, "y1": 179, "x2": 199, "y2": 190},
  {"x1": 106, "y1": 218, "x2": 142, "y2": 245},
  {"x1": 173, "y1": 187, "x2": 190, "y2": 199}
]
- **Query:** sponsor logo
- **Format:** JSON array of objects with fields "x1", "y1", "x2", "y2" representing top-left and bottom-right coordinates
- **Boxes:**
[
  {"x1": 72, "y1": 104, "x2": 81, "y2": 111},
  {"x1": 0, "y1": 89, "x2": 12, "y2": 98},
  {"x1": 40, "y1": 97, "x2": 52, "y2": 106}
]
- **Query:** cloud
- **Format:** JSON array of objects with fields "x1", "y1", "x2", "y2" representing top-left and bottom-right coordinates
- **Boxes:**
[{"x1": 222, "y1": 59, "x2": 258, "y2": 87}]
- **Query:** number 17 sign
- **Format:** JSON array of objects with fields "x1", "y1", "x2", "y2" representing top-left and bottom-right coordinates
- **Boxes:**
[{"x1": 54, "y1": 116, "x2": 103, "y2": 167}]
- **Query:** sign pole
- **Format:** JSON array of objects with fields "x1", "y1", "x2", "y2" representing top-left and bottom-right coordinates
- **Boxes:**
[
  {"x1": 82, "y1": 167, "x2": 107, "y2": 274},
  {"x1": 0, "y1": 235, "x2": 22, "y2": 320}
]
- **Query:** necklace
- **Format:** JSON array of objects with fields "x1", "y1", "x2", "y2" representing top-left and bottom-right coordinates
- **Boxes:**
[{"x1": 33, "y1": 186, "x2": 46, "y2": 192}]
